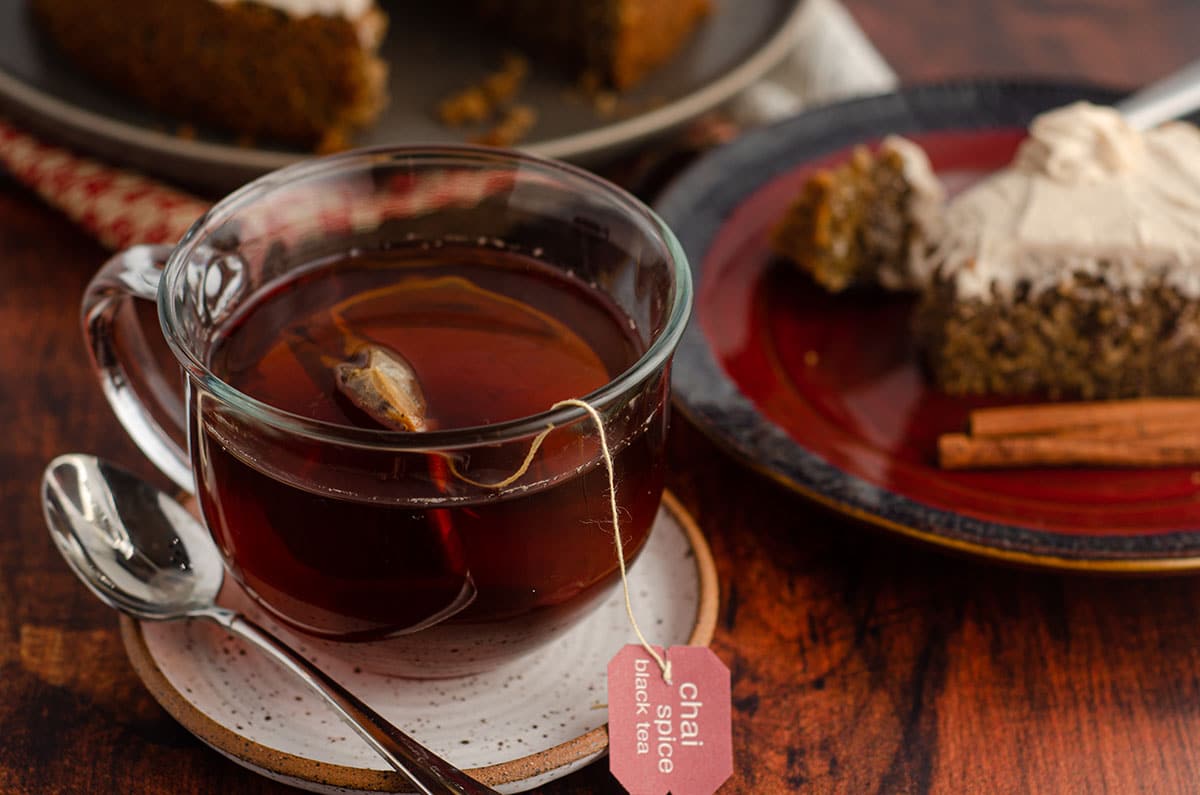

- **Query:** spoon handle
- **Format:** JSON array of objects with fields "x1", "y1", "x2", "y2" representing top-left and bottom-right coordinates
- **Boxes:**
[
  {"x1": 215, "y1": 612, "x2": 499, "y2": 795},
  {"x1": 1116, "y1": 57, "x2": 1200, "y2": 130}
]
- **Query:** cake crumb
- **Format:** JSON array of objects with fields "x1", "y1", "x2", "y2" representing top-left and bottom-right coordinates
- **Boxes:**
[
  {"x1": 571, "y1": 71, "x2": 623, "y2": 118},
  {"x1": 437, "y1": 52, "x2": 530, "y2": 128},
  {"x1": 316, "y1": 129, "x2": 351, "y2": 155},
  {"x1": 438, "y1": 87, "x2": 492, "y2": 127},
  {"x1": 472, "y1": 105, "x2": 537, "y2": 147},
  {"x1": 592, "y1": 91, "x2": 619, "y2": 117},
  {"x1": 576, "y1": 71, "x2": 602, "y2": 96},
  {"x1": 481, "y1": 53, "x2": 529, "y2": 106}
]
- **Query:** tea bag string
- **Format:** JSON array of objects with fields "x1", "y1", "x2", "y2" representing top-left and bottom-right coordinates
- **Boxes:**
[
  {"x1": 441, "y1": 424, "x2": 555, "y2": 489},
  {"x1": 442, "y1": 398, "x2": 672, "y2": 684},
  {"x1": 566, "y1": 399, "x2": 673, "y2": 684}
]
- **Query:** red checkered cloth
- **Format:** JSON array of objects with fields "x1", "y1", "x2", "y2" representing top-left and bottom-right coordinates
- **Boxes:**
[
  {"x1": 0, "y1": 118, "x2": 210, "y2": 250},
  {"x1": 0, "y1": 114, "x2": 739, "y2": 252}
]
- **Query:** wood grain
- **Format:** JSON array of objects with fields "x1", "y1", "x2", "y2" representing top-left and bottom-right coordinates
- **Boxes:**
[
  {"x1": 4, "y1": 1, "x2": 1200, "y2": 792},
  {"x1": 847, "y1": 0, "x2": 1198, "y2": 90}
]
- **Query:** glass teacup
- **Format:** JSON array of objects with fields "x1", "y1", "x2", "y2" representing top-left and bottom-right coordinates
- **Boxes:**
[{"x1": 82, "y1": 146, "x2": 692, "y2": 677}]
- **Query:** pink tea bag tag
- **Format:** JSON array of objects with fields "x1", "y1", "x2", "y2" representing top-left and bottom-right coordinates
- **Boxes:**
[{"x1": 607, "y1": 645, "x2": 733, "y2": 795}]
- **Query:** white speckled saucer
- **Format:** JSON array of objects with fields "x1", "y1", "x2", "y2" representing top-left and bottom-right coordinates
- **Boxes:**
[{"x1": 119, "y1": 492, "x2": 718, "y2": 794}]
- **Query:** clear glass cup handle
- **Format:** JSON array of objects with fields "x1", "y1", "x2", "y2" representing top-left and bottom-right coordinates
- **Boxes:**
[{"x1": 82, "y1": 244, "x2": 194, "y2": 493}]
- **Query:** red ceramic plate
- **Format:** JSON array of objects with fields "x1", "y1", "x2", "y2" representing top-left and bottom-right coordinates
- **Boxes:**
[{"x1": 657, "y1": 82, "x2": 1200, "y2": 572}]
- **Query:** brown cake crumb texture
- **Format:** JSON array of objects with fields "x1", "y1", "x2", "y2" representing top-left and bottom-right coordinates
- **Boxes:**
[
  {"x1": 771, "y1": 145, "x2": 916, "y2": 293},
  {"x1": 437, "y1": 52, "x2": 531, "y2": 128},
  {"x1": 475, "y1": 0, "x2": 710, "y2": 91},
  {"x1": 33, "y1": 0, "x2": 387, "y2": 149},
  {"x1": 914, "y1": 274, "x2": 1200, "y2": 399},
  {"x1": 472, "y1": 106, "x2": 538, "y2": 148},
  {"x1": 436, "y1": 53, "x2": 540, "y2": 148}
]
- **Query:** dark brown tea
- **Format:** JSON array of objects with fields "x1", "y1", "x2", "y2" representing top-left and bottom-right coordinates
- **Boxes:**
[{"x1": 193, "y1": 245, "x2": 668, "y2": 675}]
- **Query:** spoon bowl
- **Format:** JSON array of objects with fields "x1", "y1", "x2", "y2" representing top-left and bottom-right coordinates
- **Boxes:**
[
  {"x1": 41, "y1": 452, "x2": 496, "y2": 795},
  {"x1": 43, "y1": 455, "x2": 223, "y2": 620}
]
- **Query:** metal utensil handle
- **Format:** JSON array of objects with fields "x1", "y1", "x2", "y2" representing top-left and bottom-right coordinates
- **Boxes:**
[
  {"x1": 219, "y1": 613, "x2": 499, "y2": 795},
  {"x1": 1116, "y1": 58, "x2": 1200, "y2": 130}
]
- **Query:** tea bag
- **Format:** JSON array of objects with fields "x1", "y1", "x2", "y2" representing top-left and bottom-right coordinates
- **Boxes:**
[
  {"x1": 329, "y1": 333, "x2": 671, "y2": 683},
  {"x1": 329, "y1": 337, "x2": 476, "y2": 634},
  {"x1": 333, "y1": 343, "x2": 429, "y2": 432}
]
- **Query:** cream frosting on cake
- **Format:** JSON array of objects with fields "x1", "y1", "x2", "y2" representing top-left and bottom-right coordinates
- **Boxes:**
[
  {"x1": 925, "y1": 101, "x2": 1200, "y2": 300},
  {"x1": 212, "y1": 0, "x2": 382, "y2": 48},
  {"x1": 879, "y1": 134, "x2": 945, "y2": 290}
]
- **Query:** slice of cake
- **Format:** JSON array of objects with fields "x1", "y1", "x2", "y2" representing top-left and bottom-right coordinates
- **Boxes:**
[
  {"x1": 31, "y1": 0, "x2": 389, "y2": 150},
  {"x1": 475, "y1": 0, "x2": 711, "y2": 91},
  {"x1": 770, "y1": 135, "x2": 944, "y2": 293},
  {"x1": 30, "y1": 0, "x2": 711, "y2": 150},
  {"x1": 914, "y1": 102, "x2": 1200, "y2": 398}
]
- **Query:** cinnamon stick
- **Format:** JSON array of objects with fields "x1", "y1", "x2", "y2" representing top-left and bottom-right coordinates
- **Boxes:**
[
  {"x1": 939, "y1": 430, "x2": 1200, "y2": 470},
  {"x1": 1036, "y1": 415, "x2": 1200, "y2": 440},
  {"x1": 968, "y1": 399, "x2": 1200, "y2": 438}
]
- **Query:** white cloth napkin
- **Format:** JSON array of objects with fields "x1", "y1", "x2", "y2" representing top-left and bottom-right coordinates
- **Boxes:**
[{"x1": 729, "y1": 0, "x2": 898, "y2": 127}]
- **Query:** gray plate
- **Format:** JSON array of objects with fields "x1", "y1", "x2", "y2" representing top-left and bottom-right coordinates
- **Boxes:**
[{"x1": 0, "y1": 0, "x2": 805, "y2": 193}]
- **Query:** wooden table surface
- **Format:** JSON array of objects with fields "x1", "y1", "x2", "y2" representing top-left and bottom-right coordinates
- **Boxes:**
[{"x1": 4, "y1": 1, "x2": 1200, "y2": 792}]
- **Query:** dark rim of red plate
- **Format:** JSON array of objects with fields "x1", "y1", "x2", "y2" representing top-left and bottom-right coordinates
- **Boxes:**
[{"x1": 656, "y1": 79, "x2": 1200, "y2": 572}]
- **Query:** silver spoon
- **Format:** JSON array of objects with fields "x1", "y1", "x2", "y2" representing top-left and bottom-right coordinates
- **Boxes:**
[
  {"x1": 41, "y1": 453, "x2": 499, "y2": 795},
  {"x1": 1116, "y1": 57, "x2": 1200, "y2": 130}
]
